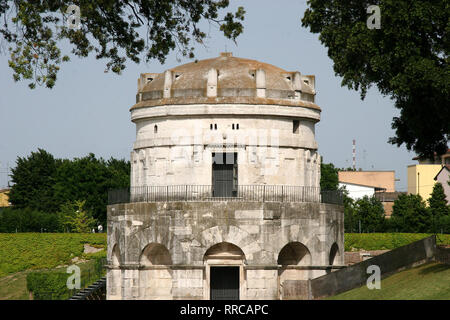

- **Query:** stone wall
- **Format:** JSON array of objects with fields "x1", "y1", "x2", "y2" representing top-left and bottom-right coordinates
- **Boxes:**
[
  {"x1": 281, "y1": 236, "x2": 437, "y2": 300},
  {"x1": 106, "y1": 201, "x2": 344, "y2": 300},
  {"x1": 435, "y1": 246, "x2": 450, "y2": 265},
  {"x1": 309, "y1": 236, "x2": 436, "y2": 299},
  {"x1": 344, "y1": 250, "x2": 390, "y2": 266}
]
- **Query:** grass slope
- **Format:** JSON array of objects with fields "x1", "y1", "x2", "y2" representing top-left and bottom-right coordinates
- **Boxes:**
[
  {"x1": 0, "y1": 271, "x2": 29, "y2": 300},
  {"x1": 345, "y1": 233, "x2": 450, "y2": 251},
  {"x1": 328, "y1": 262, "x2": 450, "y2": 300},
  {"x1": 0, "y1": 233, "x2": 107, "y2": 277}
]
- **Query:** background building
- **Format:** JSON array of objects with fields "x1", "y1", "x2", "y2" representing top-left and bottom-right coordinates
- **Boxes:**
[
  {"x1": 407, "y1": 164, "x2": 442, "y2": 201},
  {"x1": 338, "y1": 170, "x2": 398, "y2": 216},
  {"x1": 407, "y1": 149, "x2": 450, "y2": 202},
  {"x1": 373, "y1": 191, "x2": 406, "y2": 218},
  {"x1": 107, "y1": 53, "x2": 344, "y2": 300},
  {"x1": 0, "y1": 188, "x2": 11, "y2": 207},
  {"x1": 412, "y1": 149, "x2": 450, "y2": 165},
  {"x1": 338, "y1": 181, "x2": 385, "y2": 200},
  {"x1": 338, "y1": 171, "x2": 395, "y2": 192},
  {"x1": 434, "y1": 165, "x2": 450, "y2": 203}
]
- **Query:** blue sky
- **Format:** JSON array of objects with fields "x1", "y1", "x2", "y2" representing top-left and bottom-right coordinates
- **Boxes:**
[{"x1": 0, "y1": 0, "x2": 417, "y2": 191}]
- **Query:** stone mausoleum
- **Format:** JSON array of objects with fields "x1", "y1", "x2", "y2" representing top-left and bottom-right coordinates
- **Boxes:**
[{"x1": 106, "y1": 53, "x2": 344, "y2": 300}]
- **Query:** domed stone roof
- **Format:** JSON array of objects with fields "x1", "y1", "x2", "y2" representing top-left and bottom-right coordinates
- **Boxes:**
[{"x1": 132, "y1": 52, "x2": 319, "y2": 111}]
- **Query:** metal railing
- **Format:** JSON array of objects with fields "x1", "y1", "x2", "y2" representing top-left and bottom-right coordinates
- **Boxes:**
[{"x1": 108, "y1": 185, "x2": 343, "y2": 205}]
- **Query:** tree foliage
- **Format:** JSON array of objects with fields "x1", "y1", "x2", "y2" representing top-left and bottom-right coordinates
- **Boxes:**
[
  {"x1": 8, "y1": 149, "x2": 130, "y2": 225},
  {"x1": 390, "y1": 193, "x2": 432, "y2": 233},
  {"x1": 52, "y1": 153, "x2": 127, "y2": 223},
  {"x1": 0, "y1": 0, "x2": 245, "y2": 88},
  {"x1": 428, "y1": 182, "x2": 450, "y2": 232},
  {"x1": 344, "y1": 195, "x2": 386, "y2": 233},
  {"x1": 59, "y1": 200, "x2": 96, "y2": 233},
  {"x1": 302, "y1": 0, "x2": 449, "y2": 158},
  {"x1": 428, "y1": 182, "x2": 449, "y2": 215},
  {"x1": 320, "y1": 161, "x2": 339, "y2": 191},
  {"x1": 8, "y1": 149, "x2": 60, "y2": 212}
]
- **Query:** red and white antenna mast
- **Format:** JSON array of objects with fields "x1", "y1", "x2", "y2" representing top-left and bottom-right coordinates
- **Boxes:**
[{"x1": 352, "y1": 139, "x2": 356, "y2": 170}]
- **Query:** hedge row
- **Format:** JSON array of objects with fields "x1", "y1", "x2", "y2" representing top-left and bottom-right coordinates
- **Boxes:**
[
  {"x1": 344, "y1": 233, "x2": 450, "y2": 251},
  {"x1": 0, "y1": 207, "x2": 62, "y2": 233},
  {"x1": 26, "y1": 257, "x2": 106, "y2": 300}
]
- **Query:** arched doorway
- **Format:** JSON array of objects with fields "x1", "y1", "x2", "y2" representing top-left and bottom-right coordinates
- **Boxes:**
[
  {"x1": 139, "y1": 243, "x2": 172, "y2": 299},
  {"x1": 203, "y1": 242, "x2": 245, "y2": 300}
]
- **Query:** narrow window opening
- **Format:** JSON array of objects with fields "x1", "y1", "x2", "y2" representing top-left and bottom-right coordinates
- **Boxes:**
[
  {"x1": 236, "y1": 124, "x2": 239, "y2": 130},
  {"x1": 210, "y1": 124, "x2": 213, "y2": 130},
  {"x1": 232, "y1": 124, "x2": 235, "y2": 130},
  {"x1": 214, "y1": 124, "x2": 217, "y2": 130},
  {"x1": 154, "y1": 125, "x2": 158, "y2": 134},
  {"x1": 293, "y1": 120, "x2": 300, "y2": 134}
]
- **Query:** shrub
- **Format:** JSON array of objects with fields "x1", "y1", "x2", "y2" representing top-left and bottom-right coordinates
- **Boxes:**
[
  {"x1": 27, "y1": 271, "x2": 71, "y2": 300},
  {"x1": 26, "y1": 257, "x2": 107, "y2": 300}
]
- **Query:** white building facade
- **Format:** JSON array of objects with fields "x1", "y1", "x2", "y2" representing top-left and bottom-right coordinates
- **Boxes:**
[{"x1": 339, "y1": 182, "x2": 384, "y2": 201}]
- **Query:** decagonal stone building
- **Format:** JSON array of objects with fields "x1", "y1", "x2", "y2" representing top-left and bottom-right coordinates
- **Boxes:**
[{"x1": 107, "y1": 53, "x2": 344, "y2": 300}]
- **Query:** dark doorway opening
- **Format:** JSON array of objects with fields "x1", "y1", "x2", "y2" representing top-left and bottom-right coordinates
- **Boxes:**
[
  {"x1": 210, "y1": 266, "x2": 240, "y2": 300},
  {"x1": 212, "y1": 153, "x2": 237, "y2": 197}
]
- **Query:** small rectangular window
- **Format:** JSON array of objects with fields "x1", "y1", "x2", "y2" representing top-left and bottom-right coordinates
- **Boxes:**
[{"x1": 293, "y1": 120, "x2": 300, "y2": 134}]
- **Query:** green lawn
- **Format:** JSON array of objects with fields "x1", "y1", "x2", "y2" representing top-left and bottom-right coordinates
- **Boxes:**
[
  {"x1": 328, "y1": 262, "x2": 450, "y2": 300},
  {"x1": 0, "y1": 233, "x2": 107, "y2": 300},
  {"x1": 345, "y1": 233, "x2": 450, "y2": 251},
  {"x1": 0, "y1": 233, "x2": 107, "y2": 277},
  {"x1": 0, "y1": 271, "x2": 29, "y2": 300}
]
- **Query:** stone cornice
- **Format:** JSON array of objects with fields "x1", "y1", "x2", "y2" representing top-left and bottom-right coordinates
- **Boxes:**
[{"x1": 130, "y1": 103, "x2": 321, "y2": 123}]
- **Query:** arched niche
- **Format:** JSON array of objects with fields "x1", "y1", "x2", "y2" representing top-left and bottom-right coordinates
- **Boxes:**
[
  {"x1": 277, "y1": 242, "x2": 312, "y2": 266},
  {"x1": 111, "y1": 244, "x2": 120, "y2": 266},
  {"x1": 107, "y1": 244, "x2": 122, "y2": 300},
  {"x1": 140, "y1": 243, "x2": 172, "y2": 266},
  {"x1": 329, "y1": 243, "x2": 340, "y2": 266},
  {"x1": 139, "y1": 243, "x2": 173, "y2": 300}
]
